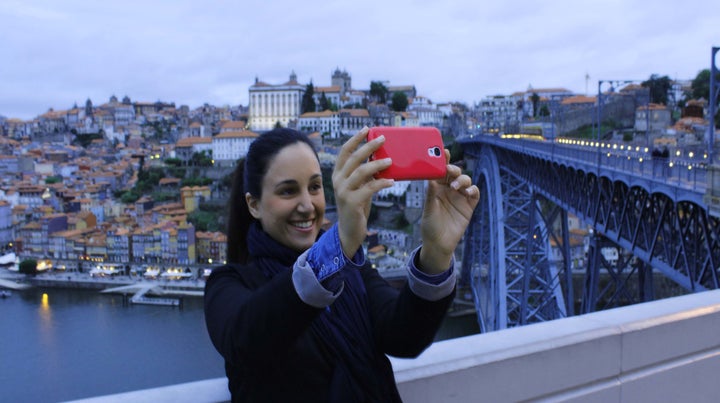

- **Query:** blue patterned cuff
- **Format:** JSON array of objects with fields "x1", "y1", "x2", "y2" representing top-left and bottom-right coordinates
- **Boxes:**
[
  {"x1": 293, "y1": 249, "x2": 344, "y2": 308},
  {"x1": 305, "y1": 223, "x2": 365, "y2": 282}
]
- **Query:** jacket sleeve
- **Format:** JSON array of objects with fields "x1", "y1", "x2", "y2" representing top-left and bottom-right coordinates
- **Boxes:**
[
  {"x1": 203, "y1": 265, "x2": 321, "y2": 373},
  {"x1": 360, "y1": 263, "x2": 455, "y2": 358}
]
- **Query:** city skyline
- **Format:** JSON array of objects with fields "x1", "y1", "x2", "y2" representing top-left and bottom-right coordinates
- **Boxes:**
[{"x1": 1, "y1": 0, "x2": 718, "y2": 120}]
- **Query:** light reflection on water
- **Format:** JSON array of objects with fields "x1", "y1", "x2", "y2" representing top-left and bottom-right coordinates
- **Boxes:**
[{"x1": 2, "y1": 287, "x2": 225, "y2": 403}]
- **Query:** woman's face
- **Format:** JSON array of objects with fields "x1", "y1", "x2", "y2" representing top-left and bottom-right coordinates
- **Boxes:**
[{"x1": 246, "y1": 142, "x2": 325, "y2": 252}]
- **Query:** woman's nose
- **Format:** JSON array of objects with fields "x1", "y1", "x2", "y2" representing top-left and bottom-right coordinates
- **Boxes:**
[{"x1": 296, "y1": 192, "x2": 313, "y2": 212}]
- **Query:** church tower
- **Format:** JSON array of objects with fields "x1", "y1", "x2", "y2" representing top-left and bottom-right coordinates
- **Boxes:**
[{"x1": 331, "y1": 68, "x2": 351, "y2": 95}]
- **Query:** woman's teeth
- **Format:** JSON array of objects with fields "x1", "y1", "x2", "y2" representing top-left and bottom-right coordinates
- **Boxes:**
[{"x1": 294, "y1": 221, "x2": 313, "y2": 229}]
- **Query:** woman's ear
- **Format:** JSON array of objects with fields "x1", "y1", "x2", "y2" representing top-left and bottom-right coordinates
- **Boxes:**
[{"x1": 245, "y1": 192, "x2": 261, "y2": 219}]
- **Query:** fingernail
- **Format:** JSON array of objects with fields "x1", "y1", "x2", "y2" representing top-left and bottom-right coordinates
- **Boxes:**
[
  {"x1": 375, "y1": 135, "x2": 385, "y2": 142},
  {"x1": 451, "y1": 181, "x2": 460, "y2": 190}
]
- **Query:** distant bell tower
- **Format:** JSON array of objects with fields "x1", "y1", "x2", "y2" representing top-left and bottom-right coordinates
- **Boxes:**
[
  {"x1": 85, "y1": 98, "x2": 93, "y2": 116},
  {"x1": 331, "y1": 67, "x2": 351, "y2": 95}
]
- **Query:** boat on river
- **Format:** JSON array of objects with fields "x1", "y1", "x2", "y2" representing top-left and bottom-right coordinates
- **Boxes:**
[{"x1": 0, "y1": 252, "x2": 19, "y2": 272}]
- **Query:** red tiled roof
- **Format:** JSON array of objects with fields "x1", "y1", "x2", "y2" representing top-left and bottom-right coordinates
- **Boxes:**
[{"x1": 214, "y1": 130, "x2": 260, "y2": 139}]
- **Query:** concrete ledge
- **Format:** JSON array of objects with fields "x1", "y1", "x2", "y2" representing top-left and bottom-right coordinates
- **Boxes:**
[
  {"x1": 391, "y1": 289, "x2": 720, "y2": 402},
  {"x1": 68, "y1": 290, "x2": 720, "y2": 402}
]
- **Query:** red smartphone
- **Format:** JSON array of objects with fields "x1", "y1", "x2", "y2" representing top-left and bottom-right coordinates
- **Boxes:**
[{"x1": 367, "y1": 127, "x2": 447, "y2": 180}]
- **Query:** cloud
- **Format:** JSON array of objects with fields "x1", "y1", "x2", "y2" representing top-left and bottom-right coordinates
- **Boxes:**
[{"x1": 1, "y1": 0, "x2": 719, "y2": 119}]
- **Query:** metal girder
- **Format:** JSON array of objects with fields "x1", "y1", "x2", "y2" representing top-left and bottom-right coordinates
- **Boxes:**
[
  {"x1": 501, "y1": 148, "x2": 720, "y2": 294},
  {"x1": 461, "y1": 145, "x2": 566, "y2": 332}
]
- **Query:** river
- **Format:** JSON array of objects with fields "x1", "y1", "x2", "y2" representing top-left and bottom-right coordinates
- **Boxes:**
[{"x1": 1, "y1": 286, "x2": 478, "y2": 402}]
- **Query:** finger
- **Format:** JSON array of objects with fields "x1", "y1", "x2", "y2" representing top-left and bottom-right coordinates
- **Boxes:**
[
  {"x1": 450, "y1": 173, "x2": 472, "y2": 191},
  {"x1": 365, "y1": 177, "x2": 395, "y2": 193},
  {"x1": 346, "y1": 157, "x2": 392, "y2": 190},
  {"x1": 464, "y1": 185, "x2": 480, "y2": 199},
  {"x1": 341, "y1": 177, "x2": 394, "y2": 211},
  {"x1": 336, "y1": 127, "x2": 370, "y2": 170},
  {"x1": 444, "y1": 164, "x2": 462, "y2": 182},
  {"x1": 334, "y1": 155, "x2": 392, "y2": 198},
  {"x1": 338, "y1": 135, "x2": 387, "y2": 184},
  {"x1": 435, "y1": 164, "x2": 461, "y2": 188}
]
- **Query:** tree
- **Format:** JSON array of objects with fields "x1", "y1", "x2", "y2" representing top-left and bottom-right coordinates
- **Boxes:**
[
  {"x1": 687, "y1": 69, "x2": 720, "y2": 127},
  {"x1": 120, "y1": 190, "x2": 141, "y2": 204},
  {"x1": 190, "y1": 150, "x2": 213, "y2": 167},
  {"x1": 530, "y1": 93, "x2": 540, "y2": 117},
  {"x1": 391, "y1": 91, "x2": 409, "y2": 112},
  {"x1": 449, "y1": 141, "x2": 464, "y2": 163},
  {"x1": 319, "y1": 92, "x2": 330, "y2": 111},
  {"x1": 539, "y1": 105, "x2": 550, "y2": 117},
  {"x1": 19, "y1": 259, "x2": 37, "y2": 275},
  {"x1": 45, "y1": 175, "x2": 62, "y2": 184},
  {"x1": 301, "y1": 82, "x2": 316, "y2": 113},
  {"x1": 188, "y1": 209, "x2": 221, "y2": 232},
  {"x1": 688, "y1": 69, "x2": 711, "y2": 100},
  {"x1": 370, "y1": 81, "x2": 389, "y2": 104},
  {"x1": 641, "y1": 74, "x2": 672, "y2": 105},
  {"x1": 164, "y1": 157, "x2": 182, "y2": 167}
]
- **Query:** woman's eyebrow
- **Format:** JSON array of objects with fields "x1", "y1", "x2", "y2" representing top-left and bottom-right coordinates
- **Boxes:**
[
  {"x1": 273, "y1": 179, "x2": 298, "y2": 189},
  {"x1": 273, "y1": 173, "x2": 322, "y2": 189}
]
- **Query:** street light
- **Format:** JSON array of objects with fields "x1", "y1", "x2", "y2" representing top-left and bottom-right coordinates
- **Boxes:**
[{"x1": 709, "y1": 47, "x2": 719, "y2": 164}]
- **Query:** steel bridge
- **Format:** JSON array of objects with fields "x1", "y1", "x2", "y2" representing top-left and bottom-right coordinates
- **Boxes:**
[{"x1": 458, "y1": 134, "x2": 720, "y2": 332}]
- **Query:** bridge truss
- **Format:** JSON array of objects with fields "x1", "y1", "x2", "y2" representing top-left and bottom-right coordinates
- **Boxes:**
[{"x1": 460, "y1": 141, "x2": 720, "y2": 332}]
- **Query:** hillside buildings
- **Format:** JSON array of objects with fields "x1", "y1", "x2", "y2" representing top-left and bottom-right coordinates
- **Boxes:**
[{"x1": 0, "y1": 67, "x2": 711, "y2": 276}]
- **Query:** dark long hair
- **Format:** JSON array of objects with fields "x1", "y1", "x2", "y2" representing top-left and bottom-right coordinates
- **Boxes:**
[{"x1": 226, "y1": 128, "x2": 319, "y2": 264}]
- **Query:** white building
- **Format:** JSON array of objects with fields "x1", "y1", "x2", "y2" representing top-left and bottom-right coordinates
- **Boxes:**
[
  {"x1": 517, "y1": 87, "x2": 574, "y2": 118},
  {"x1": 298, "y1": 108, "x2": 373, "y2": 139},
  {"x1": 298, "y1": 110, "x2": 339, "y2": 137},
  {"x1": 212, "y1": 130, "x2": 260, "y2": 165},
  {"x1": 407, "y1": 96, "x2": 443, "y2": 127},
  {"x1": 313, "y1": 86, "x2": 342, "y2": 110},
  {"x1": 175, "y1": 137, "x2": 212, "y2": 163},
  {"x1": 249, "y1": 72, "x2": 305, "y2": 132},
  {"x1": 476, "y1": 94, "x2": 521, "y2": 132},
  {"x1": 338, "y1": 109, "x2": 372, "y2": 135},
  {"x1": 635, "y1": 103, "x2": 672, "y2": 134}
]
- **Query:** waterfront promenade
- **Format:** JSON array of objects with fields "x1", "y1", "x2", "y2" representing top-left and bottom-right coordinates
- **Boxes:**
[
  {"x1": 0, "y1": 255, "x2": 413, "y2": 296},
  {"x1": 0, "y1": 269, "x2": 206, "y2": 299}
]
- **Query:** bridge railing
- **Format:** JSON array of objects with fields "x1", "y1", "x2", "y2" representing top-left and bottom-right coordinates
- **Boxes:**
[{"x1": 462, "y1": 134, "x2": 708, "y2": 194}]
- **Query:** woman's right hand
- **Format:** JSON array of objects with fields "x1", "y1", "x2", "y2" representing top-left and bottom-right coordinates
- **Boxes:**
[{"x1": 332, "y1": 127, "x2": 394, "y2": 258}]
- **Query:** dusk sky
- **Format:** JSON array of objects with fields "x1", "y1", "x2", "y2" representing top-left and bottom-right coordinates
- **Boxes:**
[{"x1": 1, "y1": 0, "x2": 718, "y2": 120}]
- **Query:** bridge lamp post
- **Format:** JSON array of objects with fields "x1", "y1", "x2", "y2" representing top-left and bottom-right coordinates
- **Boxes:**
[{"x1": 709, "y1": 47, "x2": 719, "y2": 165}]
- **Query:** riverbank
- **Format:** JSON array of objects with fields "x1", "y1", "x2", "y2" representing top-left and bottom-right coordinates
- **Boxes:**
[{"x1": 0, "y1": 269, "x2": 205, "y2": 296}]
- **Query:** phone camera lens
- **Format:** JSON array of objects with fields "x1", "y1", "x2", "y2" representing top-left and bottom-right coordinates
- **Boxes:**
[{"x1": 433, "y1": 147, "x2": 441, "y2": 157}]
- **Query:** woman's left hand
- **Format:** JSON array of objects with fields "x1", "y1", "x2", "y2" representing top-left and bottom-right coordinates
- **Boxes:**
[{"x1": 419, "y1": 150, "x2": 480, "y2": 274}]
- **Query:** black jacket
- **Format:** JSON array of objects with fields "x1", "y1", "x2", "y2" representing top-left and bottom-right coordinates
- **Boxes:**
[{"x1": 204, "y1": 261, "x2": 454, "y2": 402}]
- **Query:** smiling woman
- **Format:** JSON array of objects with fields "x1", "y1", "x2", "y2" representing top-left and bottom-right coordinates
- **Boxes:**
[{"x1": 203, "y1": 127, "x2": 479, "y2": 401}]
